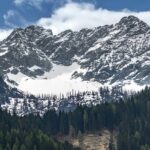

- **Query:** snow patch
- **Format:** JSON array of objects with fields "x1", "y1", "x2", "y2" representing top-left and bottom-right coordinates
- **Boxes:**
[
  {"x1": 40, "y1": 63, "x2": 79, "y2": 79},
  {"x1": 18, "y1": 77, "x2": 100, "y2": 96},
  {"x1": 7, "y1": 72, "x2": 29, "y2": 85},
  {"x1": 6, "y1": 63, "x2": 147, "y2": 97},
  {"x1": 29, "y1": 65, "x2": 41, "y2": 71},
  {"x1": 122, "y1": 80, "x2": 146, "y2": 92},
  {"x1": 18, "y1": 63, "x2": 100, "y2": 96},
  {"x1": 0, "y1": 48, "x2": 8, "y2": 56}
]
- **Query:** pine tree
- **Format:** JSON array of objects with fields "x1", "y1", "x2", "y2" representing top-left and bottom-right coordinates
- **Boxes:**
[{"x1": 20, "y1": 144, "x2": 26, "y2": 150}]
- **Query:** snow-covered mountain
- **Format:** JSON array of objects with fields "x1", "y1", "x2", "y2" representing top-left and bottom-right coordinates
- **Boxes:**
[{"x1": 0, "y1": 15, "x2": 150, "y2": 115}]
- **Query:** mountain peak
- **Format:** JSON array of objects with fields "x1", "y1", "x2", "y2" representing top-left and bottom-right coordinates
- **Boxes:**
[
  {"x1": 119, "y1": 15, "x2": 140, "y2": 24},
  {"x1": 117, "y1": 15, "x2": 149, "y2": 28},
  {"x1": 6, "y1": 25, "x2": 53, "y2": 43},
  {"x1": 25, "y1": 25, "x2": 53, "y2": 35},
  {"x1": 115, "y1": 15, "x2": 149, "y2": 34}
]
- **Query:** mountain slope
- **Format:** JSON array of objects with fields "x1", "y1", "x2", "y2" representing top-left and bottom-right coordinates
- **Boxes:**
[
  {"x1": 0, "y1": 76, "x2": 25, "y2": 104},
  {"x1": 0, "y1": 15, "x2": 149, "y2": 97},
  {"x1": 1, "y1": 16, "x2": 148, "y2": 115}
]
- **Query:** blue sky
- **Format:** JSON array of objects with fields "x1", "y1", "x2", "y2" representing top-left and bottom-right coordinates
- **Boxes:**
[
  {"x1": 1, "y1": 0, "x2": 150, "y2": 40},
  {"x1": 0, "y1": 0, "x2": 150, "y2": 28}
]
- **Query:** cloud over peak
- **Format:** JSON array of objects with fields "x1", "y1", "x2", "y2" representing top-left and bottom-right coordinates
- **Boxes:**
[
  {"x1": 37, "y1": 2, "x2": 150, "y2": 34},
  {"x1": 1, "y1": 1, "x2": 150, "y2": 41},
  {"x1": 0, "y1": 29, "x2": 12, "y2": 41}
]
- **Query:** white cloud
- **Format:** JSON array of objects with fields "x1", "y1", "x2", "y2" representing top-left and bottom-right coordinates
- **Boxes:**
[
  {"x1": 37, "y1": 2, "x2": 150, "y2": 34},
  {"x1": 13, "y1": 0, "x2": 53, "y2": 9},
  {"x1": 0, "y1": 29, "x2": 12, "y2": 41},
  {"x1": 14, "y1": 0, "x2": 24, "y2": 5}
]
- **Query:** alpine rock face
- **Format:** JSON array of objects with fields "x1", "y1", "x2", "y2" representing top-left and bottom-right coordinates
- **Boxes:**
[{"x1": 0, "y1": 16, "x2": 149, "y2": 115}]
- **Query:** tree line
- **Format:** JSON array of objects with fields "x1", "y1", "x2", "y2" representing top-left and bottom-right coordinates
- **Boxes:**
[{"x1": 1, "y1": 87, "x2": 150, "y2": 149}]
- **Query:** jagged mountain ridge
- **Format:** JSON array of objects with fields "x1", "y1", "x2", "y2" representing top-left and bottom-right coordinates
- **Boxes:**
[
  {"x1": 0, "y1": 15, "x2": 147, "y2": 115},
  {"x1": 1, "y1": 16, "x2": 150, "y2": 87},
  {"x1": 0, "y1": 26, "x2": 52, "y2": 78}
]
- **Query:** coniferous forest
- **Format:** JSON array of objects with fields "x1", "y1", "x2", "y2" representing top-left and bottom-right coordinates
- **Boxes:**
[{"x1": 1, "y1": 87, "x2": 150, "y2": 149}]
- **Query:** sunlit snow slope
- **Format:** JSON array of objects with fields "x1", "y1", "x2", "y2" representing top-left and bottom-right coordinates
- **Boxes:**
[
  {"x1": 9, "y1": 63, "x2": 100, "y2": 96},
  {"x1": 6, "y1": 62, "x2": 145, "y2": 97}
]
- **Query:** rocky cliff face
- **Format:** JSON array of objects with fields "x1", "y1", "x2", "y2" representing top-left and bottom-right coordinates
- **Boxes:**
[
  {"x1": 1, "y1": 16, "x2": 150, "y2": 86},
  {"x1": 0, "y1": 16, "x2": 149, "y2": 115}
]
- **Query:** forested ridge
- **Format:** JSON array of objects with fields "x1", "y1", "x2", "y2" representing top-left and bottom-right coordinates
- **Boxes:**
[{"x1": 1, "y1": 87, "x2": 150, "y2": 149}]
